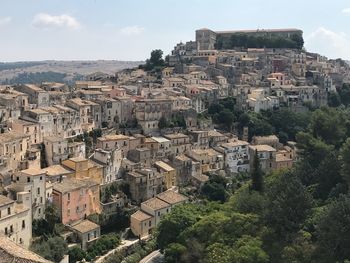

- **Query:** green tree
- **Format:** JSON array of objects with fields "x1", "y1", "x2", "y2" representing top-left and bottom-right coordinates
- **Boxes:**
[
  {"x1": 206, "y1": 243, "x2": 234, "y2": 263},
  {"x1": 309, "y1": 107, "x2": 346, "y2": 147},
  {"x1": 218, "y1": 109, "x2": 235, "y2": 131},
  {"x1": 201, "y1": 174, "x2": 229, "y2": 202},
  {"x1": 328, "y1": 91, "x2": 341, "y2": 107},
  {"x1": 68, "y1": 246, "x2": 86, "y2": 263},
  {"x1": 158, "y1": 116, "x2": 168, "y2": 129},
  {"x1": 142, "y1": 49, "x2": 165, "y2": 71},
  {"x1": 340, "y1": 138, "x2": 350, "y2": 188},
  {"x1": 316, "y1": 194, "x2": 350, "y2": 262},
  {"x1": 31, "y1": 236, "x2": 68, "y2": 263},
  {"x1": 281, "y1": 231, "x2": 315, "y2": 263},
  {"x1": 265, "y1": 171, "x2": 312, "y2": 240},
  {"x1": 339, "y1": 84, "x2": 350, "y2": 106},
  {"x1": 291, "y1": 33, "x2": 304, "y2": 49},
  {"x1": 164, "y1": 243, "x2": 187, "y2": 263},
  {"x1": 251, "y1": 150, "x2": 264, "y2": 192},
  {"x1": 232, "y1": 236, "x2": 269, "y2": 263},
  {"x1": 156, "y1": 204, "x2": 199, "y2": 250}
]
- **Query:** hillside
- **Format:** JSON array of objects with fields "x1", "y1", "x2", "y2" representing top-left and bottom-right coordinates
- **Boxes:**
[{"x1": 0, "y1": 60, "x2": 143, "y2": 84}]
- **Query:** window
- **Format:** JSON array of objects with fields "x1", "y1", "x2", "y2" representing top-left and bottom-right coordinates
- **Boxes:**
[
  {"x1": 158, "y1": 211, "x2": 160, "y2": 216},
  {"x1": 40, "y1": 197, "x2": 43, "y2": 203},
  {"x1": 38, "y1": 208, "x2": 41, "y2": 214},
  {"x1": 7, "y1": 207, "x2": 11, "y2": 215},
  {"x1": 94, "y1": 231, "x2": 96, "y2": 238},
  {"x1": 149, "y1": 220, "x2": 152, "y2": 227},
  {"x1": 4, "y1": 227, "x2": 7, "y2": 235},
  {"x1": 16, "y1": 177, "x2": 19, "y2": 181},
  {"x1": 67, "y1": 193, "x2": 70, "y2": 201},
  {"x1": 37, "y1": 188, "x2": 40, "y2": 195},
  {"x1": 10, "y1": 225, "x2": 13, "y2": 233},
  {"x1": 40, "y1": 176, "x2": 42, "y2": 181},
  {"x1": 22, "y1": 220, "x2": 25, "y2": 229},
  {"x1": 27, "y1": 177, "x2": 30, "y2": 183},
  {"x1": 88, "y1": 233, "x2": 90, "y2": 241}
]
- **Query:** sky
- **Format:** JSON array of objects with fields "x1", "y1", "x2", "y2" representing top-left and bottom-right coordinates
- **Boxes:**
[{"x1": 1, "y1": 0, "x2": 350, "y2": 62}]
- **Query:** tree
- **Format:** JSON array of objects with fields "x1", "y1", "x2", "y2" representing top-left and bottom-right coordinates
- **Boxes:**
[
  {"x1": 158, "y1": 116, "x2": 168, "y2": 129},
  {"x1": 201, "y1": 174, "x2": 229, "y2": 202},
  {"x1": 68, "y1": 246, "x2": 86, "y2": 263},
  {"x1": 156, "y1": 204, "x2": 199, "y2": 250},
  {"x1": 316, "y1": 194, "x2": 350, "y2": 262},
  {"x1": 232, "y1": 236, "x2": 269, "y2": 263},
  {"x1": 142, "y1": 49, "x2": 165, "y2": 71},
  {"x1": 339, "y1": 84, "x2": 350, "y2": 106},
  {"x1": 328, "y1": 91, "x2": 341, "y2": 107},
  {"x1": 251, "y1": 150, "x2": 264, "y2": 192},
  {"x1": 31, "y1": 236, "x2": 68, "y2": 263},
  {"x1": 265, "y1": 171, "x2": 312, "y2": 240},
  {"x1": 164, "y1": 243, "x2": 187, "y2": 263},
  {"x1": 291, "y1": 33, "x2": 304, "y2": 49},
  {"x1": 281, "y1": 231, "x2": 315, "y2": 263},
  {"x1": 231, "y1": 187, "x2": 267, "y2": 215},
  {"x1": 340, "y1": 138, "x2": 350, "y2": 188},
  {"x1": 218, "y1": 109, "x2": 235, "y2": 131},
  {"x1": 309, "y1": 107, "x2": 346, "y2": 147},
  {"x1": 206, "y1": 243, "x2": 234, "y2": 263}
]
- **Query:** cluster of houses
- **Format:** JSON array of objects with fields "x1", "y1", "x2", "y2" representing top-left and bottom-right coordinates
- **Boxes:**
[{"x1": 0, "y1": 27, "x2": 350, "y2": 259}]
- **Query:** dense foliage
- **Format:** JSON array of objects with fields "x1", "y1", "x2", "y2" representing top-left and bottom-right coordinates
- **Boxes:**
[
  {"x1": 31, "y1": 236, "x2": 68, "y2": 263},
  {"x1": 67, "y1": 233, "x2": 120, "y2": 262},
  {"x1": 215, "y1": 33, "x2": 304, "y2": 50},
  {"x1": 156, "y1": 103, "x2": 350, "y2": 263},
  {"x1": 207, "y1": 97, "x2": 311, "y2": 141}
]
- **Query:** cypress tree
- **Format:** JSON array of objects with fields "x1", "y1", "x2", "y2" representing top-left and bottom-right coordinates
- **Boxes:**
[{"x1": 251, "y1": 150, "x2": 264, "y2": 192}]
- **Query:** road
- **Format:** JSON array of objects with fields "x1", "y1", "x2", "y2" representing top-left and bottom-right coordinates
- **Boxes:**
[
  {"x1": 139, "y1": 250, "x2": 163, "y2": 263},
  {"x1": 94, "y1": 239, "x2": 139, "y2": 263}
]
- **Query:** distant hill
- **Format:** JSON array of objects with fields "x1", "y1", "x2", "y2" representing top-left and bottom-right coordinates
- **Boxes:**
[{"x1": 0, "y1": 60, "x2": 143, "y2": 84}]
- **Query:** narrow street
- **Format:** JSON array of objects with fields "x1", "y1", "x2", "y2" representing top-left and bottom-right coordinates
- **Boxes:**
[{"x1": 139, "y1": 250, "x2": 163, "y2": 263}]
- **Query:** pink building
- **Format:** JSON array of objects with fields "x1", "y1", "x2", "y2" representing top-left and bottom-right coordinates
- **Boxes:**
[
  {"x1": 105, "y1": 87, "x2": 126, "y2": 98},
  {"x1": 52, "y1": 179, "x2": 101, "y2": 225}
]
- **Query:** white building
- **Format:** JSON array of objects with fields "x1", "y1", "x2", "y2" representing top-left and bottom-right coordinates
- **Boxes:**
[
  {"x1": 10, "y1": 169, "x2": 47, "y2": 220},
  {"x1": 0, "y1": 193, "x2": 32, "y2": 248},
  {"x1": 91, "y1": 148, "x2": 123, "y2": 184},
  {"x1": 220, "y1": 140, "x2": 250, "y2": 174}
]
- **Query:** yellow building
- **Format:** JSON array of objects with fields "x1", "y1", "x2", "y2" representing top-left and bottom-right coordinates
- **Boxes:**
[
  {"x1": 62, "y1": 157, "x2": 103, "y2": 184},
  {"x1": 154, "y1": 161, "x2": 176, "y2": 189}
]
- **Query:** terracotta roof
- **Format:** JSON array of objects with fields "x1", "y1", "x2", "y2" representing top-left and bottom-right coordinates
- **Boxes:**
[
  {"x1": 0, "y1": 132, "x2": 30, "y2": 143},
  {"x1": 163, "y1": 133, "x2": 188, "y2": 140},
  {"x1": 53, "y1": 179, "x2": 98, "y2": 194},
  {"x1": 154, "y1": 161, "x2": 175, "y2": 172},
  {"x1": 98, "y1": 134, "x2": 130, "y2": 141},
  {"x1": 0, "y1": 195, "x2": 15, "y2": 207},
  {"x1": 41, "y1": 165, "x2": 73, "y2": 177},
  {"x1": 156, "y1": 190, "x2": 187, "y2": 205},
  {"x1": 142, "y1": 197, "x2": 170, "y2": 211},
  {"x1": 19, "y1": 168, "x2": 45, "y2": 176},
  {"x1": 131, "y1": 210, "x2": 153, "y2": 221},
  {"x1": 71, "y1": 220, "x2": 100, "y2": 233},
  {"x1": 0, "y1": 236, "x2": 52, "y2": 263},
  {"x1": 249, "y1": 144, "x2": 276, "y2": 152}
]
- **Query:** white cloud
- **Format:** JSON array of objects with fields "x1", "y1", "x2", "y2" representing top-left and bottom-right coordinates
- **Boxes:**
[
  {"x1": 342, "y1": 8, "x2": 350, "y2": 13},
  {"x1": 120, "y1": 25, "x2": 144, "y2": 36},
  {"x1": 306, "y1": 27, "x2": 350, "y2": 59},
  {"x1": 0, "y1": 17, "x2": 12, "y2": 26},
  {"x1": 32, "y1": 13, "x2": 80, "y2": 30}
]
